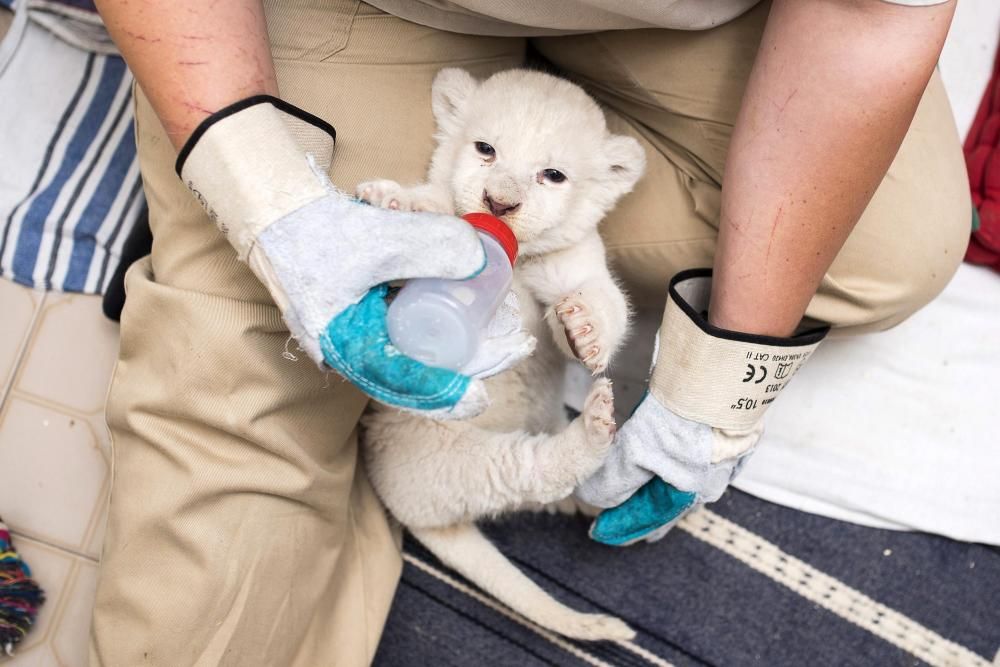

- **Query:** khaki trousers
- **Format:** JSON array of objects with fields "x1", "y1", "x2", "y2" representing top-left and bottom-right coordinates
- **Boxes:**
[{"x1": 91, "y1": 1, "x2": 970, "y2": 665}]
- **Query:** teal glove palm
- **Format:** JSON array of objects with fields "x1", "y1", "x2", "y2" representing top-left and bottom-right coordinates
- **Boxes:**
[
  {"x1": 578, "y1": 270, "x2": 827, "y2": 545},
  {"x1": 581, "y1": 392, "x2": 749, "y2": 546},
  {"x1": 179, "y1": 96, "x2": 533, "y2": 418}
]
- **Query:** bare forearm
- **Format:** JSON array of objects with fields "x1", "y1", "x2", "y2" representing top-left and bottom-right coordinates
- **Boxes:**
[
  {"x1": 710, "y1": 0, "x2": 954, "y2": 336},
  {"x1": 94, "y1": 0, "x2": 278, "y2": 150}
]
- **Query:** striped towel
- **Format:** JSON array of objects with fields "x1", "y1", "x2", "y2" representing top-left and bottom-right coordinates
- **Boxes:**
[{"x1": 0, "y1": 0, "x2": 144, "y2": 294}]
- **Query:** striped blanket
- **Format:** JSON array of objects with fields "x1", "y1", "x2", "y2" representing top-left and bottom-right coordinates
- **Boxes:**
[
  {"x1": 376, "y1": 490, "x2": 1000, "y2": 666},
  {"x1": 0, "y1": 0, "x2": 143, "y2": 294}
]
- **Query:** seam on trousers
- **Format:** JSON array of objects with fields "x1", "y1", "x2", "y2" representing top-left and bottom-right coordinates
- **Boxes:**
[
  {"x1": 264, "y1": 0, "x2": 360, "y2": 62},
  {"x1": 91, "y1": 348, "x2": 121, "y2": 663},
  {"x1": 320, "y1": 0, "x2": 361, "y2": 62}
]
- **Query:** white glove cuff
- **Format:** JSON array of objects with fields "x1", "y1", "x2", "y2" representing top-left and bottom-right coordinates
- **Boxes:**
[
  {"x1": 176, "y1": 96, "x2": 337, "y2": 259},
  {"x1": 649, "y1": 269, "x2": 828, "y2": 431}
]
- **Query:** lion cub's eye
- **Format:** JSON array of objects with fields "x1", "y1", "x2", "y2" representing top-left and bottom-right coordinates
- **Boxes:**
[
  {"x1": 542, "y1": 169, "x2": 567, "y2": 183},
  {"x1": 475, "y1": 142, "x2": 496, "y2": 159}
]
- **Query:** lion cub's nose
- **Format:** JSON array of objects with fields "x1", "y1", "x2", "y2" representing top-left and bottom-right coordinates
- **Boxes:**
[{"x1": 483, "y1": 191, "x2": 521, "y2": 218}]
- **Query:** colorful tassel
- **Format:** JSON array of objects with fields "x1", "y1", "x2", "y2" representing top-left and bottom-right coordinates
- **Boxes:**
[{"x1": 0, "y1": 518, "x2": 45, "y2": 656}]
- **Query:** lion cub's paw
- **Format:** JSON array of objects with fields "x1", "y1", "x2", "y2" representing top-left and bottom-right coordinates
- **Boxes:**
[
  {"x1": 356, "y1": 179, "x2": 402, "y2": 208},
  {"x1": 556, "y1": 294, "x2": 612, "y2": 374},
  {"x1": 582, "y1": 378, "x2": 616, "y2": 453},
  {"x1": 356, "y1": 180, "x2": 449, "y2": 213}
]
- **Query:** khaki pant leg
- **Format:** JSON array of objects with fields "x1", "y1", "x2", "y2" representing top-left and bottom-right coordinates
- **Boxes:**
[
  {"x1": 90, "y1": 3, "x2": 524, "y2": 665},
  {"x1": 533, "y1": 3, "x2": 970, "y2": 333}
]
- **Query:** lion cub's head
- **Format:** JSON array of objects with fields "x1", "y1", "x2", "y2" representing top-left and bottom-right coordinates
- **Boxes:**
[{"x1": 428, "y1": 68, "x2": 646, "y2": 257}]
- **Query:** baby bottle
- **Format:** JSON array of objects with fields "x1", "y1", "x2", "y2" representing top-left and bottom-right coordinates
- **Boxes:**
[{"x1": 387, "y1": 212, "x2": 518, "y2": 371}]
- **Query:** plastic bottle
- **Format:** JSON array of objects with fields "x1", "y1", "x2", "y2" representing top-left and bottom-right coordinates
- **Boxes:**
[{"x1": 387, "y1": 212, "x2": 518, "y2": 371}]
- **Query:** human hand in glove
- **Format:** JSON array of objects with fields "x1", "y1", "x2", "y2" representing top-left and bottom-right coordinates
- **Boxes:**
[
  {"x1": 178, "y1": 96, "x2": 534, "y2": 419},
  {"x1": 577, "y1": 270, "x2": 828, "y2": 546}
]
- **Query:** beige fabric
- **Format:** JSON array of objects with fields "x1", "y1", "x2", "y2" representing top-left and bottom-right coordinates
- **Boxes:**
[
  {"x1": 283, "y1": 109, "x2": 339, "y2": 172},
  {"x1": 533, "y1": 1, "x2": 970, "y2": 333},
  {"x1": 179, "y1": 103, "x2": 331, "y2": 258},
  {"x1": 364, "y1": 0, "x2": 759, "y2": 36},
  {"x1": 366, "y1": 0, "x2": 949, "y2": 37},
  {"x1": 650, "y1": 277, "x2": 821, "y2": 431},
  {"x1": 0, "y1": 7, "x2": 12, "y2": 38},
  {"x1": 90, "y1": 2, "x2": 524, "y2": 666},
  {"x1": 92, "y1": 0, "x2": 969, "y2": 664}
]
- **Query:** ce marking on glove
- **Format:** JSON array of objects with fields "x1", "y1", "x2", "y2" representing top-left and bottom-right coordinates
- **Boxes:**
[{"x1": 743, "y1": 364, "x2": 767, "y2": 384}]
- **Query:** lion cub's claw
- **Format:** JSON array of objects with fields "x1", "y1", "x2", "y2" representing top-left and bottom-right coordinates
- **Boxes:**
[
  {"x1": 356, "y1": 180, "x2": 448, "y2": 213},
  {"x1": 557, "y1": 295, "x2": 611, "y2": 374}
]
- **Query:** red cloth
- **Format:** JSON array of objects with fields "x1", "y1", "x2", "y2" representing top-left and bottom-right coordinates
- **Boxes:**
[{"x1": 964, "y1": 43, "x2": 1000, "y2": 273}]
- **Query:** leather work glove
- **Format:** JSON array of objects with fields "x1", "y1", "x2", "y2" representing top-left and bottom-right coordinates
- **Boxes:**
[
  {"x1": 578, "y1": 269, "x2": 828, "y2": 545},
  {"x1": 177, "y1": 96, "x2": 534, "y2": 419}
]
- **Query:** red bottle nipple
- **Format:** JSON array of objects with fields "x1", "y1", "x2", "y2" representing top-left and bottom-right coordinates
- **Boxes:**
[{"x1": 463, "y1": 212, "x2": 518, "y2": 267}]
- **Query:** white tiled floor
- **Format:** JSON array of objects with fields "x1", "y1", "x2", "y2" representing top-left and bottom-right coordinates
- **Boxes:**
[
  {"x1": 1, "y1": 2, "x2": 998, "y2": 665},
  {"x1": 1, "y1": 282, "x2": 117, "y2": 667}
]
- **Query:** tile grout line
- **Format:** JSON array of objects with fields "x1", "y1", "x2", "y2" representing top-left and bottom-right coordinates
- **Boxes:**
[
  {"x1": 5, "y1": 388, "x2": 106, "y2": 421},
  {"x1": 30, "y1": 558, "x2": 81, "y2": 658},
  {"x1": 6, "y1": 558, "x2": 82, "y2": 660},
  {"x1": 11, "y1": 529, "x2": 100, "y2": 564},
  {"x1": 0, "y1": 289, "x2": 47, "y2": 409},
  {"x1": 4, "y1": 385, "x2": 111, "y2": 564},
  {"x1": 51, "y1": 559, "x2": 95, "y2": 667},
  {"x1": 75, "y1": 473, "x2": 110, "y2": 566}
]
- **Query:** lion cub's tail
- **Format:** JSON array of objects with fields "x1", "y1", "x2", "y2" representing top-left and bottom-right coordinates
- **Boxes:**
[{"x1": 410, "y1": 523, "x2": 635, "y2": 642}]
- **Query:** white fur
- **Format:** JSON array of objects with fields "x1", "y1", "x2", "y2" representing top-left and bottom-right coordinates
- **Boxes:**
[{"x1": 357, "y1": 68, "x2": 645, "y2": 641}]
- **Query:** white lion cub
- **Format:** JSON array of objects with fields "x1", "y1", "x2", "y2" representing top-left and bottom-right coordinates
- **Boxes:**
[{"x1": 357, "y1": 68, "x2": 646, "y2": 641}]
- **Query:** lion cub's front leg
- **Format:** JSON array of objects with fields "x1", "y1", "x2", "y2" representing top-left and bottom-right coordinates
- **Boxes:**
[
  {"x1": 522, "y1": 234, "x2": 630, "y2": 374},
  {"x1": 356, "y1": 179, "x2": 453, "y2": 214},
  {"x1": 554, "y1": 281, "x2": 629, "y2": 374}
]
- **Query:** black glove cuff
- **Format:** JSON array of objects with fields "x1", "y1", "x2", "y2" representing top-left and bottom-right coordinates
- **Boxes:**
[
  {"x1": 174, "y1": 94, "x2": 336, "y2": 176},
  {"x1": 668, "y1": 268, "x2": 829, "y2": 346}
]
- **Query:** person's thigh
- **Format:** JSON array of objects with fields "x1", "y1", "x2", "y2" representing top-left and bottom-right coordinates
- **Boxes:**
[
  {"x1": 532, "y1": 3, "x2": 970, "y2": 332},
  {"x1": 91, "y1": 3, "x2": 525, "y2": 666}
]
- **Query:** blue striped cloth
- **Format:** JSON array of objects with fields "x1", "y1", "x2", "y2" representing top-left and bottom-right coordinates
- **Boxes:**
[
  {"x1": 377, "y1": 491, "x2": 1000, "y2": 667},
  {"x1": 0, "y1": 0, "x2": 97, "y2": 10},
  {"x1": 0, "y1": 0, "x2": 144, "y2": 294}
]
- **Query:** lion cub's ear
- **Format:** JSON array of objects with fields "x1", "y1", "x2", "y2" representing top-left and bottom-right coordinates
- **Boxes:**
[
  {"x1": 432, "y1": 68, "x2": 479, "y2": 137},
  {"x1": 602, "y1": 134, "x2": 647, "y2": 198}
]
